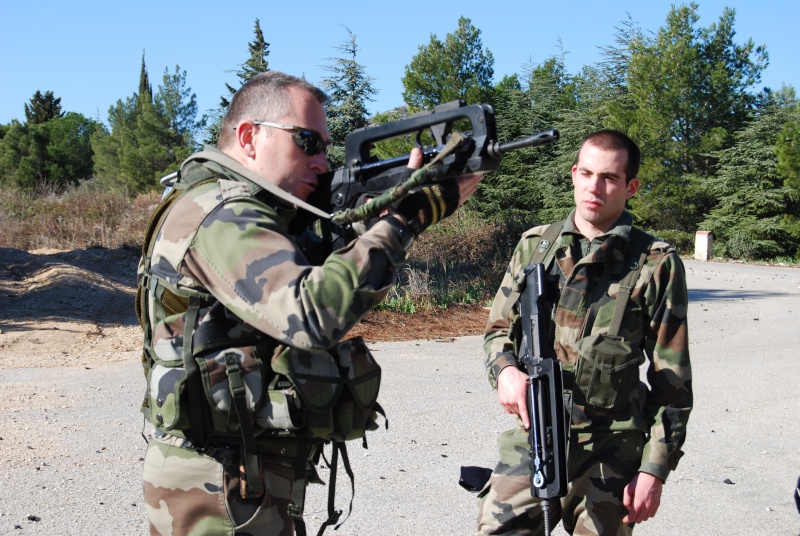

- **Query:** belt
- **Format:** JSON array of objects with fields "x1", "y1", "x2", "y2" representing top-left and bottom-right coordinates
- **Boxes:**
[{"x1": 153, "y1": 431, "x2": 319, "y2": 462}]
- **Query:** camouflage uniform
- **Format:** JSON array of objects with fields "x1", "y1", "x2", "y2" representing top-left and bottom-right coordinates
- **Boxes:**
[
  {"x1": 141, "y1": 149, "x2": 409, "y2": 535},
  {"x1": 477, "y1": 210, "x2": 692, "y2": 535}
]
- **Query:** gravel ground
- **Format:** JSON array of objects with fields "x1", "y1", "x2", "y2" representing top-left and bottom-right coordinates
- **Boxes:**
[{"x1": 1, "y1": 259, "x2": 799, "y2": 535}]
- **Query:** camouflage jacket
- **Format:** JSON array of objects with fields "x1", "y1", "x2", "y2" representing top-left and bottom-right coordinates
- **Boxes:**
[
  {"x1": 484, "y1": 210, "x2": 692, "y2": 481},
  {"x1": 147, "y1": 158, "x2": 408, "y2": 358}
]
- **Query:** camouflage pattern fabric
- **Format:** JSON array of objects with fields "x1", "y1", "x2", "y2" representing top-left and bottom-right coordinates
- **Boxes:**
[
  {"x1": 142, "y1": 155, "x2": 408, "y2": 531},
  {"x1": 144, "y1": 434, "x2": 298, "y2": 535},
  {"x1": 480, "y1": 210, "x2": 692, "y2": 533},
  {"x1": 150, "y1": 177, "x2": 407, "y2": 356},
  {"x1": 476, "y1": 425, "x2": 643, "y2": 535}
]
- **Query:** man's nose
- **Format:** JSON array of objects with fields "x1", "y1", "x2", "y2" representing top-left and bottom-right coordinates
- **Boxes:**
[
  {"x1": 586, "y1": 174, "x2": 602, "y2": 192},
  {"x1": 311, "y1": 151, "x2": 329, "y2": 173}
]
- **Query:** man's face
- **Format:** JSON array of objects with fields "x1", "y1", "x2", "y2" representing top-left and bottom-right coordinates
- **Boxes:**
[
  {"x1": 571, "y1": 143, "x2": 640, "y2": 238},
  {"x1": 246, "y1": 86, "x2": 330, "y2": 201}
]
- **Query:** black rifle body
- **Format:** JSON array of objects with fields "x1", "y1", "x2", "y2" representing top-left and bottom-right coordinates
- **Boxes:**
[
  {"x1": 518, "y1": 263, "x2": 568, "y2": 508},
  {"x1": 306, "y1": 101, "x2": 558, "y2": 247}
]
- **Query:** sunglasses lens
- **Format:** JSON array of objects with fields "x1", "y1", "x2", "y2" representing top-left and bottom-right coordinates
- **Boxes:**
[{"x1": 294, "y1": 130, "x2": 327, "y2": 156}]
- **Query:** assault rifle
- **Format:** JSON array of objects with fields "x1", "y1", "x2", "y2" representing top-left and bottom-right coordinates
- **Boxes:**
[
  {"x1": 306, "y1": 100, "x2": 559, "y2": 248},
  {"x1": 518, "y1": 263, "x2": 568, "y2": 536}
]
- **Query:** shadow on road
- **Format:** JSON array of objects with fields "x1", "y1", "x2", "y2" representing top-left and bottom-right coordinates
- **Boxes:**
[{"x1": 688, "y1": 288, "x2": 793, "y2": 302}]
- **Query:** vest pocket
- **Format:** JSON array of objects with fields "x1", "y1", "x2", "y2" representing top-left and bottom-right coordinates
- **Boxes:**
[
  {"x1": 147, "y1": 363, "x2": 189, "y2": 431},
  {"x1": 262, "y1": 337, "x2": 382, "y2": 441},
  {"x1": 573, "y1": 333, "x2": 644, "y2": 412}
]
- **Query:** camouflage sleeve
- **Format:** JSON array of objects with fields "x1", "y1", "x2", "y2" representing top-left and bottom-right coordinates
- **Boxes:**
[
  {"x1": 483, "y1": 264, "x2": 520, "y2": 389},
  {"x1": 639, "y1": 250, "x2": 693, "y2": 482},
  {"x1": 185, "y1": 195, "x2": 406, "y2": 352},
  {"x1": 484, "y1": 232, "x2": 543, "y2": 389}
]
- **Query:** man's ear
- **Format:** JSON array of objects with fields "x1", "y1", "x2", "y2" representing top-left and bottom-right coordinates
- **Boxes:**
[
  {"x1": 236, "y1": 122, "x2": 257, "y2": 159},
  {"x1": 626, "y1": 177, "x2": 641, "y2": 199}
]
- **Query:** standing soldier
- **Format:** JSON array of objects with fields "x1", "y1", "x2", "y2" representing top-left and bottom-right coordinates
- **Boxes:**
[
  {"x1": 477, "y1": 130, "x2": 692, "y2": 535},
  {"x1": 137, "y1": 70, "x2": 482, "y2": 535}
]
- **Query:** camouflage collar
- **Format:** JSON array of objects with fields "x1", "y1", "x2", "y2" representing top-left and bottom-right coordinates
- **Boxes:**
[
  {"x1": 562, "y1": 209, "x2": 633, "y2": 242},
  {"x1": 181, "y1": 146, "x2": 331, "y2": 220}
]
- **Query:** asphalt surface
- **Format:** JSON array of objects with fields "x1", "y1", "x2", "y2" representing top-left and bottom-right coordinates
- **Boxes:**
[{"x1": 1, "y1": 260, "x2": 799, "y2": 535}]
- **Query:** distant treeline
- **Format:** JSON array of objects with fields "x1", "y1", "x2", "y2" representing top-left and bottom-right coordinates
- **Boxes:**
[{"x1": 1, "y1": 6, "x2": 798, "y2": 261}]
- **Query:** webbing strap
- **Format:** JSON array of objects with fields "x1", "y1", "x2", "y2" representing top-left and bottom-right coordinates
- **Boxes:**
[
  {"x1": 531, "y1": 221, "x2": 565, "y2": 266},
  {"x1": 608, "y1": 231, "x2": 652, "y2": 336},
  {"x1": 224, "y1": 352, "x2": 264, "y2": 499},
  {"x1": 289, "y1": 441, "x2": 312, "y2": 536},
  {"x1": 582, "y1": 231, "x2": 652, "y2": 338},
  {"x1": 501, "y1": 221, "x2": 564, "y2": 320},
  {"x1": 316, "y1": 444, "x2": 343, "y2": 536},
  {"x1": 183, "y1": 296, "x2": 207, "y2": 447}
]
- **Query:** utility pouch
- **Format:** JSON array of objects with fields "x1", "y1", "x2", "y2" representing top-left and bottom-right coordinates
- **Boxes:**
[
  {"x1": 198, "y1": 347, "x2": 268, "y2": 427},
  {"x1": 147, "y1": 354, "x2": 190, "y2": 431},
  {"x1": 571, "y1": 238, "x2": 651, "y2": 413},
  {"x1": 259, "y1": 337, "x2": 382, "y2": 441},
  {"x1": 573, "y1": 333, "x2": 644, "y2": 412}
]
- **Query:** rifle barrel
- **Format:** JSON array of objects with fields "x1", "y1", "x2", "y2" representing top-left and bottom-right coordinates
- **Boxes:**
[{"x1": 489, "y1": 129, "x2": 560, "y2": 157}]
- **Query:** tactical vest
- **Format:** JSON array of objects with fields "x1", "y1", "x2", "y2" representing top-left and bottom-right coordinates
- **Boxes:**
[
  {"x1": 136, "y1": 148, "x2": 384, "y2": 534},
  {"x1": 507, "y1": 221, "x2": 655, "y2": 413}
]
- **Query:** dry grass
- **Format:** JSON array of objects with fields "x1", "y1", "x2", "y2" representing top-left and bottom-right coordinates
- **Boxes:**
[
  {"x1": 0, "y1": 182, "x2": 159, "y2": 252},
  {"x1": 0, "y1": 185, "x2": 531, "y2": 309}
]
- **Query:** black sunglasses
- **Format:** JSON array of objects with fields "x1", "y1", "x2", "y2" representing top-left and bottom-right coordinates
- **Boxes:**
[{"x1": 251, "y1": 121, "x2": 331, "y2": 156}]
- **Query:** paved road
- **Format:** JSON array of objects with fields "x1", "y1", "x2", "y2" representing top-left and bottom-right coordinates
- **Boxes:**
[{"x1": 1, "y1": 260, "x2": 798, "y2": 535}]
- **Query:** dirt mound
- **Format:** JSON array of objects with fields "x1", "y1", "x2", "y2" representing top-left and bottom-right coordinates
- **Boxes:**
[
  {"x1": 0, "y1": 247, "x2": 489, "y2": 369},
  {"x1": 0, "y1": 247, "x2": 142, "y2": 368}
]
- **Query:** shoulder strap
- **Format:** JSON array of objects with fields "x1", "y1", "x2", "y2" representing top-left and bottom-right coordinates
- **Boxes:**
[
  {"x1": 530, "y1": 221, "x2": 564, "y2": 265},
  {"x1": 607, "y1": 229, "x2": 653, "y2": 336},
  {"x1": 183, "y1": 146, "x2": 331, "y2": 219},
  {"x1": 500, "y1": 221, "x2": 564, "y2": 320}
]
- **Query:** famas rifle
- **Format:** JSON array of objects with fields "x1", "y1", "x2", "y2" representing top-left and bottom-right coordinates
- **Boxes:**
[
  {"x1": 517, "y1": 263, "x2": 568, "y2": 536},
  {"x1": 306, "y1": 100, "x2": 559, "y2": 248}
]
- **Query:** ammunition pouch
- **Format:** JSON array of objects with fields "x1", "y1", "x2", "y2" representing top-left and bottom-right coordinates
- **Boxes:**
[
  {"x1": 573, "y1": 333, "x2": 644, "y2": 412},
  {"x1": 146, "y1": 335, "x2": 383, "y2": 443}
]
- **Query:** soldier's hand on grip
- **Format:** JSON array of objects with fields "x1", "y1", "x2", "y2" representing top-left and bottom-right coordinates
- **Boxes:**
[{"x1": 394, "y1": 180, "x2": 462, "y2": 235}]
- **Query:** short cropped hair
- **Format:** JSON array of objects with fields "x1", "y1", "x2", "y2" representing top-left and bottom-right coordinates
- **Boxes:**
[
  {"x1": 218, "y1": 71, "x2": 328, "y2": 149},
  {"x1": 576, "y1": 130, "x2": 641, "y2": 183}
]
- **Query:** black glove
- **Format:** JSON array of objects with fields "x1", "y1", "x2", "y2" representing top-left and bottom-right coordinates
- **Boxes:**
[{"x1": 394, "y1": 180, "x2": 461, "y2": 236}]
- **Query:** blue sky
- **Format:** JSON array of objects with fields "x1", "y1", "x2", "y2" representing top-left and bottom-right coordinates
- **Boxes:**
[{"x1": 1, "y1": 1, "x2": 797, "y2": 127}]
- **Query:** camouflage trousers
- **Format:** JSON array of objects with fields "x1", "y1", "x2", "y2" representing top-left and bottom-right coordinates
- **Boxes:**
[
  {"x1": 143, "y1": 434, "x2": 303, "y2": 536},
  {"x1": 476, "y1": 426, "x2": 644, "y2": 535}
]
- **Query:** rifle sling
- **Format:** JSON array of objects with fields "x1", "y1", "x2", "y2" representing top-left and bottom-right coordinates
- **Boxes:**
[
  {"x1": 500, "y1": 221, "x2": 564, "y2": 320},
  {"x1": 582, "y1": 230, "x2": 652, "y2": 338}
]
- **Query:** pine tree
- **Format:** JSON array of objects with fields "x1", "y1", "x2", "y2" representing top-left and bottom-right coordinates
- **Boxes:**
[
  {"x1": 220, "y1": 18, "x2": 270, "y2": 108},
  {"x1": 401, "y1": 17, "x2": 494, "y2": 111},
  {"x1": 700, "y1": 89, "x2": 798, "y2": 259},
  {"x1": 207, "y1": 18, "x2": 270, "y2": 145},
  {"x1": 321, "y1": 28, "x2": 376, "y2": 169},
  {"x1": 92, "y1": 56, "x2": 202, "y2": 193},
  {"x1": 24, "y1": 90, "x2": 64, "y2": 124},
  {"x1": 137, "y1": 52, "x2": 153, "y2": 110},
  {"x1": 607, "y1": 4, "x2": 768, "y2": 232}
]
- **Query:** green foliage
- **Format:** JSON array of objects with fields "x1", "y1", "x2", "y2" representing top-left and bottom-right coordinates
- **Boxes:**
[
  {"x1": 474, "y1": 55, "x2": 580, "y2": 221},
  {"x1": 700, "y1": 89, "x2": 799, "y2": 259},
  {"x1": 92, "y1": 61, "x2": 203, "y2": 194},
  {"x1": 776, "y1": 96, "x2": 800, "y2": 194},
  {"x1": 0, "y1": 113, "x2": 98, "y2": 191},
  {"x1": 608, "y1": 3, "x2": 768, "y2": 232},
  {"x1": 207, "y1": 18, "x2": 270, "y2": 145},
  {"x1": 367, "y1": 109, "x2": 415, "y2": 162},
  {"x1": 648, "y1": 229, "x2": 694, "y2": 255},
  {"x1": 401, "y1": 17, "x2": 494, "y2": 111},
  {"x1": 24, "y1": 90, "x2": 64, "y2": 125},
  {"x1": 321, "y1": 28, "x2": 375, "y2": 170}
]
